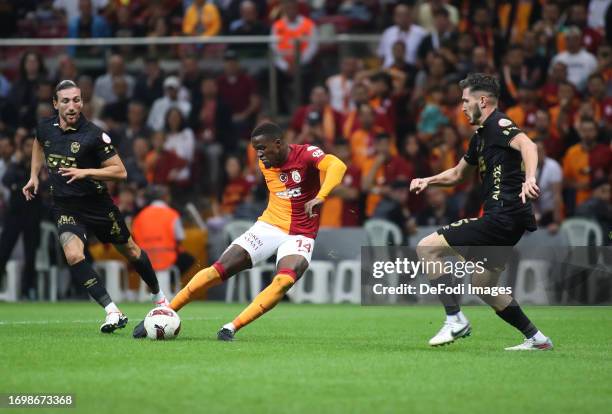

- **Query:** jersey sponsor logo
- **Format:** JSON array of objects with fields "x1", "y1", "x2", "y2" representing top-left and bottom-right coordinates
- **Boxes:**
[
  {"x1": 47, "y1": 154, "x2": 77, "y2": 169},
  {"x1": 492, "y1": 164, "x2": 502, "y2": 200},
  {"x1": 279, "y1": 173, "x2": 288, "y2": 183},
  {"x1": 498, "y1": 118, "x2": 512, "y2": 127},
  {"x1": 275, "y1": 187, "x2": 302, "y2": 199},
  {"x1": 44, "y1": 140, "x2": 51, "y2": 148},
  {"x1": 102, "y1": 132, "x2": 112, "y2": 144},
  {"x1": 308, "y1": 145, "x2": 324, "y2": 158},
  {"x1": 57, "y1": 215, "x2": 76, "y2": 226},
  {"x1": 70, "y1": 142, "x2": 80, "y2": 154},
  {"x1": 291, "y1": 170, "x2": 302, "y2": 183},
  {"x1": 103, "y1": 145, "x2": 114, "y2": 154},
  {"x1": 243, "y1": 231, "x2": 264, "y2": 251}
]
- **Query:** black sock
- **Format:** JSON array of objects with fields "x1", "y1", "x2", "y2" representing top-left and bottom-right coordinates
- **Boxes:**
[
  {"x1": 70, "y1": 260, "x2": 112, "y2": 307},
  {"x1": 496, "y1": 299, "x2": 538, "y2": 338},
  {"x1": 431, "y1": 274, "x2": 460, "y2": 316},
  {"x1": 131, "y1": 250, "x2": 160, "y2": 294}
]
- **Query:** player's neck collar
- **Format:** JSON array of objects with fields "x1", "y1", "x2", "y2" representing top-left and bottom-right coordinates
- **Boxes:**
[
  {"x1": 55, "y1": 114, "x2": 86, "y2": 132},
  {"x1": 479, "y1": 108, "x2": 498, "y2": 128}
]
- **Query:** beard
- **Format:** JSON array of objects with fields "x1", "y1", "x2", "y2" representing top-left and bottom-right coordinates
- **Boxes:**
[{"x1": 468, "y1": 104, "x2": 482, "y2": 125}]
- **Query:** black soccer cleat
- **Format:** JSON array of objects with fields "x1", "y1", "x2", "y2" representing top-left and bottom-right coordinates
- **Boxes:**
[
  {"x1": 100, "y1": 312, "x2": 128, "y2": 334},
  {"x1": 217, "y1": 327, "x2": 235, "y2": 341},
  {"x1": 132, "y1": 320, "x2": 147, "y2": 339}
]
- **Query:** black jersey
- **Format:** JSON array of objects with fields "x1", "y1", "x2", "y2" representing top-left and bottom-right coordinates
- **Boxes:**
[
  {"x1": 36, "y1": 115, "x2": 118, "y2": 199},
  {"x1": 463, "y1": 109, "x2": 534, "y2": 218}
]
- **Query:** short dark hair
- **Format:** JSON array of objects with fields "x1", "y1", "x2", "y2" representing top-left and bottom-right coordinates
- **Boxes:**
[
  {"x1": 432, "y1": 7, "x2": 449, "y2": 18},
  {"x1": 251, "y1": 122, "x2": 283, "y2": 141},
  {"x1": 459, "y1": 73, "x2": 500, "y2": 99},
  {"x1": 54, "y1": 79, "x2": 79, "y2": 101}
]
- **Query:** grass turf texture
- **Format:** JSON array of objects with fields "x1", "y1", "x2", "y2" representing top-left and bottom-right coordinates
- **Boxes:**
[{"x1": 1, "y1": 303, "x2": 611, "y2": 414}]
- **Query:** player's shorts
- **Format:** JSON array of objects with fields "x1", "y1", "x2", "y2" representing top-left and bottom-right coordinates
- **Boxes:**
[
  {"x1": 231, "y1": 220, "x2": 315, "y2": 266},
  {"x1": 437, "y1": 213, "x2": 535, "y2": 271},
  {"x1": 51, "y1": 195, "x2": 131, "y2": 245}
]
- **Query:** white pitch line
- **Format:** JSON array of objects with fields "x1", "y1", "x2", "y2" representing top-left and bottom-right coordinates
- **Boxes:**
[{"x1": 0, "y1": 316, "x2": 218, "y2": 326}]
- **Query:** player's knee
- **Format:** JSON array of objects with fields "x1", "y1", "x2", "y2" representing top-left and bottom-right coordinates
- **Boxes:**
[
  {"x1": 64, "y1": 249, "x2": 85, "y2": 265},
  {"x1": 416, "y1": 233, "x2": 445, "y2": 260}
]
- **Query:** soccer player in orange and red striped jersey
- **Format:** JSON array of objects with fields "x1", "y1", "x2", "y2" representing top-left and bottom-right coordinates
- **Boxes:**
[{"x1": 133, "y1": 122, "x2": 347, "y2": 340}]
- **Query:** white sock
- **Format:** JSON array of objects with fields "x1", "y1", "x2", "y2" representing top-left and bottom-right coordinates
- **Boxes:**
[
  {"x1": 447, "y1": 311, "x2": 467, "y2": 323},
  {"x1": 223, "y1": 322, "x2": 236, "y2": 332},
  {"x1": 151, "y1": 291, "x2": 166, "y2": 303},
  {"x1": 530, "y1": 330, "x2": 547, "y2": 342},
  {"x1": 104, "y1": 302, "x2": 120, "y2": 314}
]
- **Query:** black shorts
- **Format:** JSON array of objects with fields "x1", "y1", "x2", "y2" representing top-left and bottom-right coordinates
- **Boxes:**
[
  {"x1": 51, "y1": 195, "x2": 131, "y2": 245},
  {"x1": 437, "y1": 213, "x2": 535, "y2": 271}
]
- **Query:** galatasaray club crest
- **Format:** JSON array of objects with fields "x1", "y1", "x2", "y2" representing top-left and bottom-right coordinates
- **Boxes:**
[
  {"x1": 70, "y1": 142, "x2": 80, "y2": 153},
  {"x1": 291, "y1": 170, "x2": 302, "y2": 183},
  {"x1": 279, "y1": 173, "x2": 288, "y2": 183}
]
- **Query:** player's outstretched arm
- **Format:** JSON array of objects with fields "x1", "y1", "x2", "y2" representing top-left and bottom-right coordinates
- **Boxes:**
[
  {"x1": 410, "y1": 158, "x2": 475, "y2": 194},
  {"x1": 22, "y1": 138, "x2": 44, "y2": 200},
  {"x1": 510, "y1": 133, "x2": 540, "y2": 203},
  {"x1": 305, "y1": 154, "x2": 347, "y2": 218},
  {"x1": 59, "y1": 154, "x2": 128, "y2": 183}
]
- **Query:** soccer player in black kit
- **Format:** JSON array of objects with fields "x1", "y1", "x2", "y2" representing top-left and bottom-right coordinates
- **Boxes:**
[
  {"x1": 410, "y1": 74, "x2": 553, "y2": 350},
  {"x1": 22, "y1": 80, "x2": 169, "y2": 333}
]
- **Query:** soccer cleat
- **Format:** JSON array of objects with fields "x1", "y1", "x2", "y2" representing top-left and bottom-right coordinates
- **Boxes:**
[
  {"x1": 132, "y1": 320, "x2": 147, "y2": 339},
  {"x1": 100, "y1": 312, "x2": 128, "y2": 333},
  {"x1": 504, "y1": 337, "x2": 553, "y2": 351},
  {"x1": 217, "y1": 327, "x2": 235, "y2": 341},
  {"x1": 154, "y1": 297, "x2": 170, "y2": 307},
  {"x1": 428, "y1": 319, "x2": 472, "y2": 346}
]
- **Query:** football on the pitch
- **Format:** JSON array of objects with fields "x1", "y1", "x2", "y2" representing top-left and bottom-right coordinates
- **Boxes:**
[{"x1": 143, "y1": 307, "x2": 181, "y2": 340}]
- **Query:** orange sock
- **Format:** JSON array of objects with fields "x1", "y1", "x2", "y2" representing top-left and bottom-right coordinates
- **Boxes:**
[
  {"x1": 232, "y1": 272, "x2": 295, "y2": 331},
  {"x1": 170, "y1": 264, "x2": 223, "y2": 311}
]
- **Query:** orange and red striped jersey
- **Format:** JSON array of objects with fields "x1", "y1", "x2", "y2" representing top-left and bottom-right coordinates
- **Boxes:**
[{"x1": 258, "y1": 144, "x2": 327, "y2": 238}]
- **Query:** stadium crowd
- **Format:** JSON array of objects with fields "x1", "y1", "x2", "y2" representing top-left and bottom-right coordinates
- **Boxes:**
[{"x1": 0, "y1": 1, "x2": 611, "y2": 299}]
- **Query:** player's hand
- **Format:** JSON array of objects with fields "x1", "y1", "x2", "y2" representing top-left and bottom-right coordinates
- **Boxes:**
[
  {"x1": 520, "y1": 177, "x2": 540, "y2": 203},
  {"x1": 59, "y1": 167, "x2": 90, "y2": 184},
  {"x1": 22, "y1": 177, "x2": 39, "y2": 201},
  {"x1": 410, "y1": 178, "x2": 429, "y2": 194},
  {"x1": 305, "y1": 197, "x2": 324, "y2": 218}
]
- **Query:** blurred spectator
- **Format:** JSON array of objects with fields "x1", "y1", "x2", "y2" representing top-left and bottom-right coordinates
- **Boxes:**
[
  {"x1": 549, "y1": 80, "x2": 578, "y2": 139},
  {"x1": 417, "y1": 7, "x2": 459, "y2": 64},
  {"x1": 0, "y1": 136, "x2": 15, "y2": 204},
  {"x1": 550, "y1": 26, "x2": 598, "y2": 92},
  {"x1": 372, "y1": 179, "x2": 414, "y2": 241},
  {"x1": 163, "y1": 107, "x2": 195, "y2": 185},
  {"x1": 114, "y1": 101, "x2": 151, "y2": 158},
  {"x1": 416, "y1": 187, "x2": 459, "y2": 226},
  {"x1": 348, "y1": 103, "x2": 388, "y2": 170},
  {"x1": 588, "y1": 0, "x2": 612, "y2": 33},
  {"x1": 288, "y1": 85, "x2": 343, "y2": 149},
  {"x1": 180, "y1": 55, "x2": 203, "y2": 103},
  {"x1": 562, "y1": 118, "x2": 610, "y2": 211},
  {"x1": 369, "y1": 71, "x2": 397, "y2": 132},
  {"x1": 133, "y1": 57, "x2": 165, "y2": 107},
  {"x1": 0, "y1": 72, "x2": 10, "y2": 99},
  {"x1": 506, "y1": 84, "x2": 538, "y2": 134},
  {"x1": 123, "y1": 137, "x2": 149, "y2": 189},
  {"x1": 53, "y1": 0, "x2": 108, "y2": 22},
  {"x1": 562, "y1": 4, "x2": 603, "y2": 54},
  {"x1": 362, "y1": 133, "x2": 413, "y2": 217},
  {"x1": 216, "y1": 155, "x2": 252, "y2": 217},
  {"x1": 417, "y1": 86, "x2": 448, "y2": 140},
  {"x1": 148, "y1": 76, "x2": 192, "y2": 132},
  {"x1": 228, "y1": 0, "x2": 269, "y2": 58},
  {"x1": 112, "y1": 5, "x2": 138, "y2": 56},
  {"x1": 146, "y1": 16, "x2": 173, "y2": 58},
  {"x1": 8, "y1": 52, "x2": 47, "y2": 128},
  {"x1": 271, "y1": 0, "x2": 318, "y2": 112},
  {"x1": 417, "y1": 0, "x2": 459, "y2": 32},
  {"x1": 575, "y1": 178, "x2": 612, "y2": 244},
  {"x1": 132, "y1": 185, "x2": 195, "y2": 273},
  {"x1": 469, "y1": 6, "x2": 503, "y2": 67},
  {"x1": 413, "y1": 53, "x2": 452, "y2": 104},
  {"x1": 387, "y1": 41, "x2": 418, "y2": 93},
  {"x1": 216, "y1": 50, "x2": 261, "y2": 141},
  {"x1": 101, "y1": 76, "x2": 130, "y2": 126},
  {"x1": 533, "y1": 139, "x2": 563, "y2": 233},
  {"x1": 0, "y1": 137, "x2": 42, "y2": 299},
  {"x1": 93, "y1": 54, "x2": 134, "y2": 104},
  {"x1": 78, "y1": 74, "x2": 104, "y2": 120},
  {"x1": 145, "y1": 131, "x2": 188, "y2": 185},
  {"x1": 521, "y1": 31, "x2": 548, "y2": 87},
  {"x1": 540, "y1": 61, "x2": 569, "y2": 108},
  {"x1": 499, "y1": 45, "x2": 530, "y2": 108},
  {"x1": 326, "y1": 57, "x2": 359, "y2": 115},
  {"x1": 320, "y1": 139, "x2": 362, "y2": 228},
  {"x1": 379, "y1": 4, "x2": 427, "y2": 67},
  {"x1": 496, "y1": 0, "x2": 540, "y2": 45},
  {"x1": 585, "y1": 73, "x2": 612, "y2": 128},
  {"x1": 54, "y1": 54, "x2": 79, "y2": 85},
  {"x1": 182, "y1": 0, "x2": 221, "y2": 36},
  {"x1": 67, "y1": 0, "x2": 111, "y2": 56},
  {"x1": 532, "y1": 110, "x2": 563, "y2": 161}
]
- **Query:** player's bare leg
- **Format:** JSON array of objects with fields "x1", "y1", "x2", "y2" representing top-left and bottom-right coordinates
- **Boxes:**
[
  {"x1": 115, "y1": 237, "x2": 168, "y2": 306},
  {"x1": 133, "y1": 244, "x2": 252, "y2": 338},
  {"x1": 61, "y1": 233, "x2": 127, "y2": 333},
  {"x1": 471, "y1": 270, "x2": 553, "y2": 351},
  {"x1": 217, "y1": 255, "x2": 309, "y2": 341},
  {"x1": 416, "y1": 232, "x2": 471, "y2": 346}
]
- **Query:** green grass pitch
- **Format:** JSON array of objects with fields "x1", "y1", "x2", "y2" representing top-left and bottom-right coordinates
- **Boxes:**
[{"x1": 1, "y1": 303, "x2": 611, "y2": 414}]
